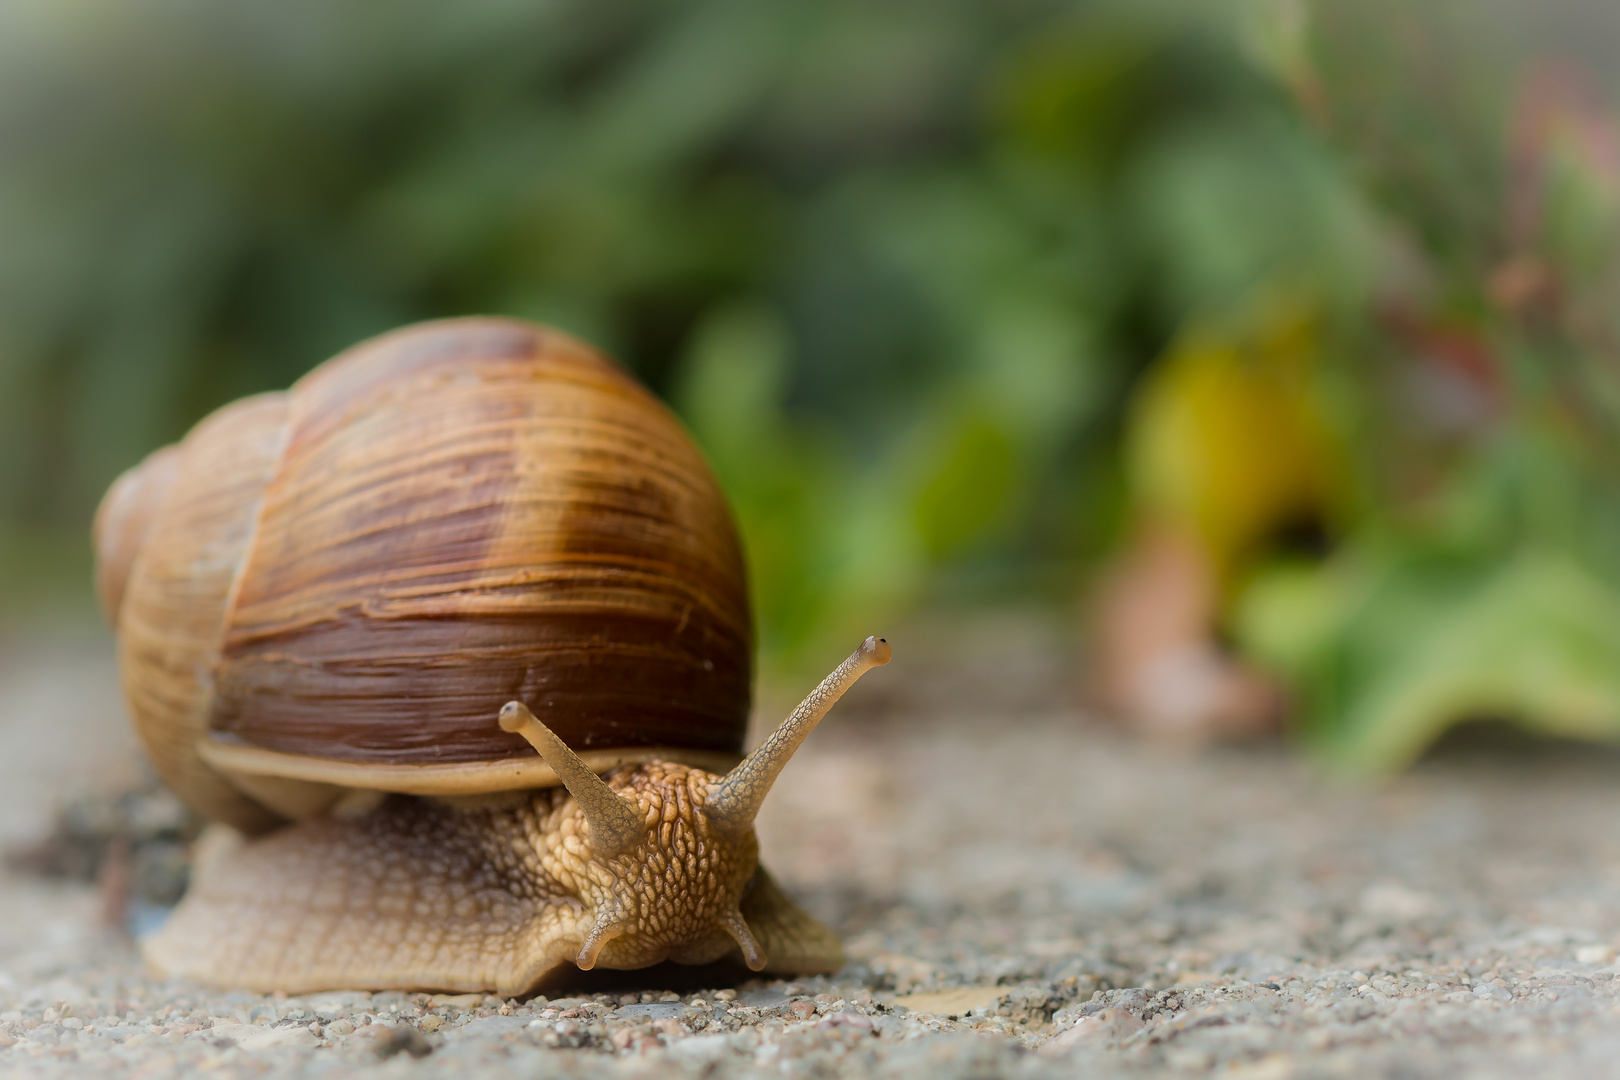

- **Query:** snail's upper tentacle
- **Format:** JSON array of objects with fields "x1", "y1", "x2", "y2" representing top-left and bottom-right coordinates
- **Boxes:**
[
  {"x1": 705, "y1": 635, "x2": 891, "y2": 832},
  {"x1": 499, "y1": 701, "x2": 645, "y2": 857}
]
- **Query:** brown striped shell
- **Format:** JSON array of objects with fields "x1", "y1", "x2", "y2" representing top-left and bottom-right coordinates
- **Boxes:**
[{"x1": 93, "y1": 318, "x2": 752, "y2": 832}]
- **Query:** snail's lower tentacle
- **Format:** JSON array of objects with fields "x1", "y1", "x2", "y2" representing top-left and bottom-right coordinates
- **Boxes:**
[
  {"x1": 721, "y1": 906, "x2": 767, "y2": 971},
  {"x1": 576, "y1": 905, "x2": 628, "y2": 970}
]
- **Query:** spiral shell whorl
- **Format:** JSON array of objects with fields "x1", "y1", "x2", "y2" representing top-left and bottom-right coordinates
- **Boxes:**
[
  {"x1": 92, "y1": 445, "x2": 182, "y2": 626},
  {"x1": 104, "y1": 392, "x2": 292, "y2": 833}
]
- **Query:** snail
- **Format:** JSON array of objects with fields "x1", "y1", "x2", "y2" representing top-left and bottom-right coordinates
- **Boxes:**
[{"x1": 92, "y1": 316, "x2": 890, "y2": 995}]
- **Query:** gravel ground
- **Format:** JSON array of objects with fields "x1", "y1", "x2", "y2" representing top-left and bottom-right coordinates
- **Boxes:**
[{"x1": 6, "y1": 614, "x2": 1620, "y2": 1078}]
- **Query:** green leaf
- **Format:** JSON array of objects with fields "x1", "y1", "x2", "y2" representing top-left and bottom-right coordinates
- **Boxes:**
[{"x1": 1239, "y1": 549, "x2": 1620, "y2": 772}]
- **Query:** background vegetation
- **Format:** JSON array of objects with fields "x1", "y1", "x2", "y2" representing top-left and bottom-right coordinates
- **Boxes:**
[{"x1": 5, "y1": 0, "x2": 1620, "y2": 765}]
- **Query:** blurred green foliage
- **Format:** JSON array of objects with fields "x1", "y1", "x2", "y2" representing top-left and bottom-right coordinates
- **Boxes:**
[
  {"x1": 0, "y1": 0, "x2": 1351, "y2": 675},
  {"x1": 1233, "y1": 0, "x2": 1620, "y2": 767},
  {"x1": 8, "y1": 0, "x2": 1620, "y2": 763}
]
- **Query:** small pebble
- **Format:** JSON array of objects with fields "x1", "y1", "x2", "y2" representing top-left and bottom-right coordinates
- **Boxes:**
[{"x1": 374, "y1": 1026, "x2": 433, "y2": 1060}]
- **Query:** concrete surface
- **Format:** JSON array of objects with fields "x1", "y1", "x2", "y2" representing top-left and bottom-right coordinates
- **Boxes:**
[{"x1": 5, "y1": 614, "x2": 1620, "y2": 1078}]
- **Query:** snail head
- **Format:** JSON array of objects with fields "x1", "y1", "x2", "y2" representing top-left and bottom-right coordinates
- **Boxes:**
[{"x1": 497, "y1": 635, "x2": 890, "y2": 972}]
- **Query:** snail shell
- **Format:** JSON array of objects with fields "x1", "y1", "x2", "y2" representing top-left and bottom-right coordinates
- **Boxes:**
[
  {"x1": 96, "y1": 317, "x2": 751, "y2": 830},
  {"x1": 95, "y1": 316, "x2": 890, "y2": 993}
]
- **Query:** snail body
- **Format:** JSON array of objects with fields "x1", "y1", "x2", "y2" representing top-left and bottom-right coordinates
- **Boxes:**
[{"x1": 94, "y1": 317, "x2": 888, "y2": 993}]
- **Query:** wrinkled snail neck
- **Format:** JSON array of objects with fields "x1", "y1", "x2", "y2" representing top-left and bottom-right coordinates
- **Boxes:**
[{"x1": 497, "y1": 634, "x2": 891, "y2": 971}]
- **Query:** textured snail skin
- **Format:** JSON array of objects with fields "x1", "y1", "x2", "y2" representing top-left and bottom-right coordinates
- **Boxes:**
[{"x1": 142, "y1": 763, "x2": 841, "y2": 994}]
